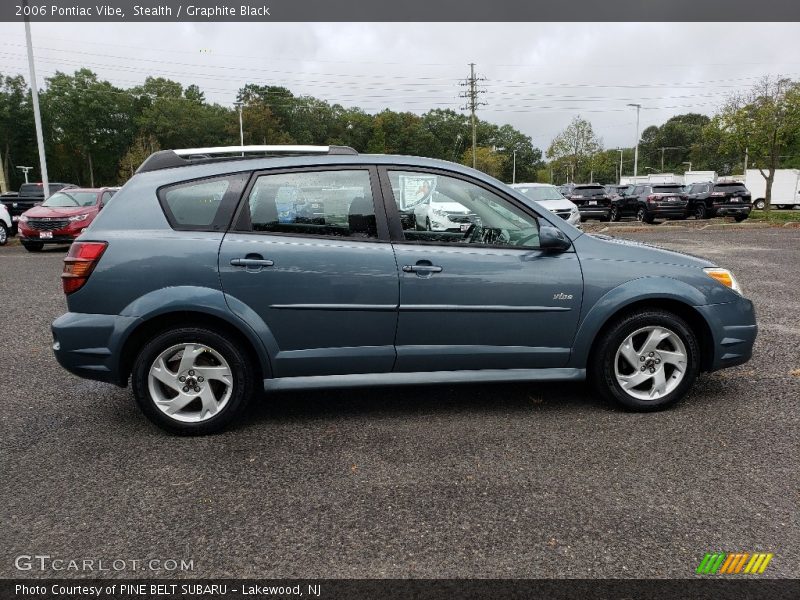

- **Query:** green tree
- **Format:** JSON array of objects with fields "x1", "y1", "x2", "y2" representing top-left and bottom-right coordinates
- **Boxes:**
[
  {"x1": 547, "y1": 116, "x2": 602, "y2": 183},
  {"x1": 716, "y1": 76, "x2": 800, "y2": 211},
  {"x1": 461, "y1": 146, "x2": 504, "y2": 179}
]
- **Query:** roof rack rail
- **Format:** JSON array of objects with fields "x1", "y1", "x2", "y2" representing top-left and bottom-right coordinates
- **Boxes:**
[{"x1": 137, "y1": 145, "x2": 358, "y2": 173}]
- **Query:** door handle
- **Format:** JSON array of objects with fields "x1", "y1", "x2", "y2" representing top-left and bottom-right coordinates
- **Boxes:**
[
  {"x1": 402, "y1": 260, "x2": 443, "y2": 276},
  {"x1": 230, "y1": 257, "x2": 274, "y2": 268}
]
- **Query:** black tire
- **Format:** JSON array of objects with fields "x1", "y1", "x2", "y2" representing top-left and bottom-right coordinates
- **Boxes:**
[
  {"x1": 131, "y1": 326, "x2": 255, "y2": 435},
  {"x1": 694, "y1": 204, "x2": 707, "y2": 220},
  {"x1": 754, "y1": 199, "x2": 765, "y2": 210},
  {"x1": 0, "y1": 223, "x2": 8, "y2": 246},
  {"x1": 590, "y1": 309, "x2": 700, "y2": 411},
  {"x1": 22, "y1": 242, "x2": 44, "y2": 252},
  {"x1": 637, "y1": 207, "x2": 654, "y2": 224},
  {"x1": 610, "y1": 206, "x2": 621, "y2": 222},
  {"x1": 734, "y1": 215, "x2": 748, "y2": 223}
]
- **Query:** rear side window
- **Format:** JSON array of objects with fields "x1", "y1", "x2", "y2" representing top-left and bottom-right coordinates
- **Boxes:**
[
  {"x1": 159, "y1": 174, "x2": 248, "y2": 231},
  {"x1": 240, "y1": 169, "x2": 378, "y2": 239}
]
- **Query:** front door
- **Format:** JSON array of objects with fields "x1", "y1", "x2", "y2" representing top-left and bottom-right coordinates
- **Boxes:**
[
  {"x1": 381, "y1": 168, "x2": 584, "y2": 372},
  {"x1": 218, "y1": 167, "x2": 399, "y2": 378}
]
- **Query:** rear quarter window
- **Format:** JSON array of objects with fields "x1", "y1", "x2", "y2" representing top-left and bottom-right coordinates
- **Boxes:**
[{"x1": 158, "y1": 174, "x2": 249, "y2": 231}]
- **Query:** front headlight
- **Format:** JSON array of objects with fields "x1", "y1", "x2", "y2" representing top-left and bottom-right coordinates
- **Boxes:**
[
  {"x1": 68, "y1": 214, "x2": 89, "y2": 222},
  {"x1": 432, "y1": 208, "x2": 448, "y2": 217},
  {"x1": 19, "y1": 215, "x2": 28, "y2": 223},
  {"x1": 704, "y1": 268, "x2": 742, "y2": 295}
]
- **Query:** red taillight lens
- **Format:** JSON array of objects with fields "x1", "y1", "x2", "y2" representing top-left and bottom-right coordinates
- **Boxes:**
[{"x1": 62, "y1": 241, "x2": 107, "y2": 295}]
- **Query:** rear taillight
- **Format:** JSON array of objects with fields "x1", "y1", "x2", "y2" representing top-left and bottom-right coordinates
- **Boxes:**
[{"x1": 62, "y1": 241, "x2": 107, "y2": 295}]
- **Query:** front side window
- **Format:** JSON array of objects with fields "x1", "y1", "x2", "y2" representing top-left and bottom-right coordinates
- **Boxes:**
[
  {"x1": 388, "y1": 170, "x2": 540, "y2": 248},
  {"x1": 243, "y1": 169, "x2": 377, "y2": 239}
]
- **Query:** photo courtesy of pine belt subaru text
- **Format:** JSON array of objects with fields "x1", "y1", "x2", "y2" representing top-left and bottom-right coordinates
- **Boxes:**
[{"x1": 50, "y1": 145, "x2": 757, "y2": 435}]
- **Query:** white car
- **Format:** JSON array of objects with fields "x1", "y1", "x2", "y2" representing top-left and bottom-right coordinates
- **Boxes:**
[
  {"x1": 510, "y1": 183, "x2": 582, "y2": 229},
  {"x1": 413, "y1": 190, "x2": 475, "y2": 232},
  {"x1": 0, "y1": 202, "x2": 12, "y2": 245}
]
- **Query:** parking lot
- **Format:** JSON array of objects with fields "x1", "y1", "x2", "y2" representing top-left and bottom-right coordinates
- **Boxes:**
[{"x1": 1, "y1": 225, "x2": 798, "y2": 579}]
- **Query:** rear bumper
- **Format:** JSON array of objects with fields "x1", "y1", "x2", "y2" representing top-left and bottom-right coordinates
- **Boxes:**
[
  {"x1": 648, "y1": 206, "x2": 688, "y2": 217},
  {"x1": 695, "y1": 297, "x2": 757, "y2": 372},
  {"x1": 19, "y1": 234, "x2": 77, "y2": 244},
  {"x1": 713, "y1": 204, "x2": 752, "y2": 216},
  {"x1": 577, "y1": 206, "x2": 611, "y2": 219},
  {"x1": 52, "y1": 312, "x2": 139, "y2": 386}
]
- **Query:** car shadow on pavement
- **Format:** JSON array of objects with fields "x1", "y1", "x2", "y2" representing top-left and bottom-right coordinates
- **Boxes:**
[{"x1": 243, "y1": 381, "x2": 610, "y2": 426}]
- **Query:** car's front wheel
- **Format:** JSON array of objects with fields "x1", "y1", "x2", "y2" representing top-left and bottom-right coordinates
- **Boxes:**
[
  {"x1": 590, "y1": 309, "x2": 700, "y2": 411},
  {"x1": 610, "y1": 206, "x2": 620, "y2": 221},
  {"x1": 131, "y1": 327, "x2": 255, "y2": 435},
  {"x1": 636, "y1": 207, "x2": 654, "y2": 224},
  {"x1": 0, "y1": 223, "x2": 8, "y2": 246}
]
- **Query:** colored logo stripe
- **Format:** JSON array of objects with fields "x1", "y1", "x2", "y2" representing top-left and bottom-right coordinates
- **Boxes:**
[{"x1": 697, "y1": 552, "x2": 773, "y2": 574}]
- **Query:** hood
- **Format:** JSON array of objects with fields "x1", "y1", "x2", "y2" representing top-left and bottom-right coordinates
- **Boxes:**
[
  {"x1": 533, "y1": 198, "x2": 577, "y2": 211},
  {"x1": 580, "y1": 233, "x2": 716, "y2": 269},
  {"x1": 22, "y1": 205, "x2": 97, "y2": 218}
]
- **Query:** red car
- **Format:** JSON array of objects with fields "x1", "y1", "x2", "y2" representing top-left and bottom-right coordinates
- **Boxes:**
[{"x1": 18, "y1": 187, "x2": 118, "y2": 252}]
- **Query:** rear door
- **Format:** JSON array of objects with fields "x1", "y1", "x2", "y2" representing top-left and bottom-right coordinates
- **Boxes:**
[
  {"x1": 381, "y1": 167, "x2": 584, "y2": 372},
  {"x1": 218, "y1": 166, "x2": 400, "y2": 378}
]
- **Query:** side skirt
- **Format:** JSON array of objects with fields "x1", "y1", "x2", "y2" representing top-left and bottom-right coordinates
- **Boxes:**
[{"x1": 263, "y1": 368, "x2": 586, "y2": 392}]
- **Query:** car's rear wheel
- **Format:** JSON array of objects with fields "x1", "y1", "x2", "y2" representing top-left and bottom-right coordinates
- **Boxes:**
[
  {"x1": 131, "y1": 327, "x2": 254, "y2": 435},
  {"x1": 0, "y1": 224, "x2": 7, "y2": 246},
  {"x1": 636, "y1": 207, "x2": 654, "y2": 224},
  {"x1": 590, "y1": 309, "x2": 700, "y2": 411},
  {"x1": 694, "y1": 204, "x2": 707, "y2": 220},
  {"x1": 22, "y1": 242, "x2": 44, "y2": 252}
]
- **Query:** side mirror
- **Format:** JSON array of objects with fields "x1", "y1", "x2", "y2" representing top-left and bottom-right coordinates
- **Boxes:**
[{"x1": 539, "y1": 224, "x2": 571, "y2": 252}]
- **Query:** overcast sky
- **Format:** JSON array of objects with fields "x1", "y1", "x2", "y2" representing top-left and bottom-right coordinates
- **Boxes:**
[{"x1": 0, "y1": 22, "x2": 798, "y2": 152}]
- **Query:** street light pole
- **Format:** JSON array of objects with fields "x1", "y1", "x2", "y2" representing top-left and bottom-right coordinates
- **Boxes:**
[
  {"x1": 24, "y1": 6, "x2": 50, "y2": 199},
  {"x1": 233, "y1": 101, "x2": 244, "y2": 155},
  {"x1": 17, "y1": 166, "x2": 33, "y2": 184},
  {"x1": 628, "y1": 103, "x2": 641, "y2": 178}
]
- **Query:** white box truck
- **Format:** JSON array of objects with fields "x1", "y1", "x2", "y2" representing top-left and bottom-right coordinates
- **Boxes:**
[{"x1": 745, "y1": 169, "x2": 800, "y2": 209}]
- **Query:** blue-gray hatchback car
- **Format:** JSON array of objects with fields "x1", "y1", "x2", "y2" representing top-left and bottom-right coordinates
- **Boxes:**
[{"x1": 52, "y1": 146, "x2": 757, "y2": 434}]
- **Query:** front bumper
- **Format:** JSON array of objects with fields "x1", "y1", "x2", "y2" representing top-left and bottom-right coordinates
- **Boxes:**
[
  {"x1": 52, "y1": 312, "x2": 140, "y2": 386},
  {"x1": 695, "y1": 297, "x2": 757, "y2": 372}
]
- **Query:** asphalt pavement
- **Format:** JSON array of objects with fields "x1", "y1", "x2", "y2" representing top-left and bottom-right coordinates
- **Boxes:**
[{"x1": 1, "y1": 227, "x2": 798, "y2": 579}]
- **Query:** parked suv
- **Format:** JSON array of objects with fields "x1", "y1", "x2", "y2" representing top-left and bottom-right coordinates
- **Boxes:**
[
  {"x1": 609, "y1": 185, "x2": 638, "y2": 221},
  {"x1": 566, "y1": 184, "x2": 613, "y2": 221},
  {"x1": 51, "y1": 146, "x2": 756, "y2": 435},
  {"x1": 632, "y1": 183, "x2": 689, "y2": 223},
  {"x1": 686, "y1": 182, "x2": 752, "y2": 221},
  {"x1": 18, "y1": 187, "x2": 118, "y2": 251},
  {"x1": 0, "y1": 182, "x2": 76, "y2": 232},
  {"x1": 509, "y1": 183, "x2": 581, "y2": 228}
]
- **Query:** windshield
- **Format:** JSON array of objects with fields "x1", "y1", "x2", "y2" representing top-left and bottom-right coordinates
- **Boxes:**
[
  {"x1": 515, "y1": 186, "x2": 564, "y2": 201},
  {"x1": 571, "y1": 186, "x2": 605, "y2": 197},
  {"x1": 42, "y1": 191, "x2": 98, "y2": 208}
]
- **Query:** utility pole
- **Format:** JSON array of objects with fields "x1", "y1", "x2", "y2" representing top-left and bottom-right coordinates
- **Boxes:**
[
  {"x1": 618, "y1": 148, "x2": 623, "y2": 184},
  {"x1": 743, "y1": 147, "x2": 748, "y2": 176},
  {"x1": 24, "y1": 3, "x2": 49, "y2": 199},
  {"x1": 460, "y1": 63, "x2": 485, "y2": 169},
  {"x1": 659, "y1": 146, "x2": 683, "y2": 172},
  {"x1": 233, "y1": 101, "x2": 244, "y2": 156},
  {"x1": 512, "y1": 149, "x2": 516, "y2": 184},
  {"x1": 628, "y1": 103, "x2": 641, "y2": 177}
]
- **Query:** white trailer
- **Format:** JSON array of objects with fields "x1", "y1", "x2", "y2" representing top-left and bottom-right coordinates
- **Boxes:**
[
  {"x1": 683, "y1": 171, "x2": 717, "y2": 185},
  {"x1": 620, "y1": 173, "x2": 681, "y2": 185},
  {"x1": 744, "y1": 169, "x2": 800, "y2": 209}
]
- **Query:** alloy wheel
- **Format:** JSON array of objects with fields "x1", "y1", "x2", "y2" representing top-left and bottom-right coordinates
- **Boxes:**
[
  {"x1": 613, "y1": 325, "x2": 688, "y2": 401},
  {"x1": 147, "y1": 343, "x2": 234, "y2": 423}
]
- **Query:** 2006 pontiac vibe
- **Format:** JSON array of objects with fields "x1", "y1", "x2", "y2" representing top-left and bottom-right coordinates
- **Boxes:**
[{"x1": 51, "y1": 146, "x2": 756, "y2": 435}]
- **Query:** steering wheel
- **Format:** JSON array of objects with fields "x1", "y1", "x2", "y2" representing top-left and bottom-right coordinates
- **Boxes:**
[{"x1": 462, "y1": 223, "x2": 481, "y2": 244}]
